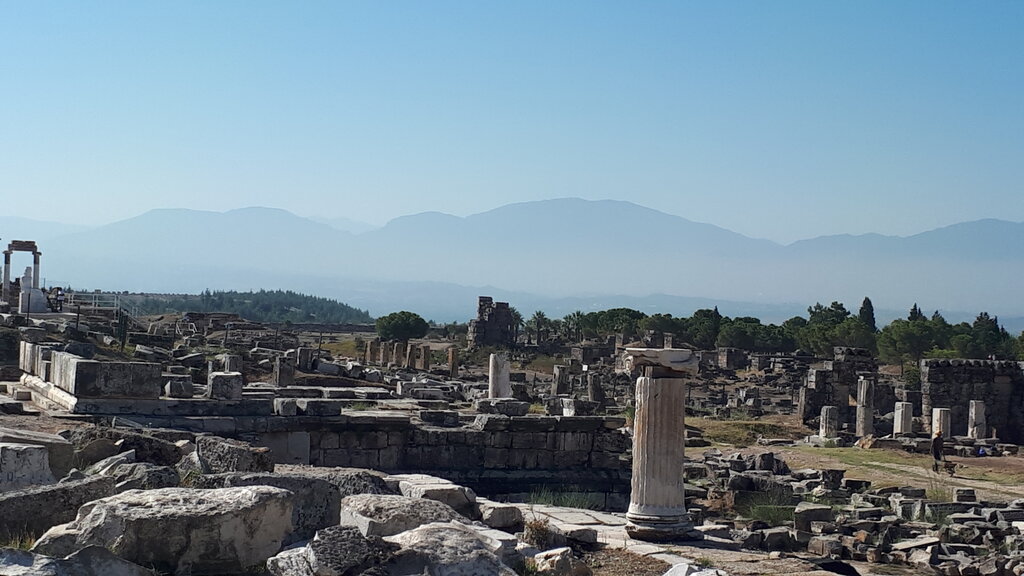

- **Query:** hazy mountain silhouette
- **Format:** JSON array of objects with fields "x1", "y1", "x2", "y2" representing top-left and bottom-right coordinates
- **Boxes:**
[{"x1": 26, "y1": 198, "x2": 1024, "y2": 323}]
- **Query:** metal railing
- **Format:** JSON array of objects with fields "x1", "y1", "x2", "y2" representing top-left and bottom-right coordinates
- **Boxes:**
[{"x1": 64, "y1": 292, "x2": 147, "y2": 330}]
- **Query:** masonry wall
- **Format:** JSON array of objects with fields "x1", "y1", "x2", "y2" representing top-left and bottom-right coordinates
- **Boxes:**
[{"x1": 920, "y1": 359, "x2": 1024, "y2": 442}]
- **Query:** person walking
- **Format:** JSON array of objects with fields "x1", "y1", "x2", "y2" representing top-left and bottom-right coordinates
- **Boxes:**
[{"x1": 931, "y1": 429, "x2": 945, "y2": 473}]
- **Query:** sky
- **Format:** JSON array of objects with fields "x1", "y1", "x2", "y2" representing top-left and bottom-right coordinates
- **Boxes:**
[{"x1": 2, "y1": 2, "x2": 1022, "y2": 244}]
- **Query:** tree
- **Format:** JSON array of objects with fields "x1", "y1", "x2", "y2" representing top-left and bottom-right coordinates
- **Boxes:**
[
  {"x1": 375, "y1": 311, "x2": 428, "y2": 341},
  {"x1": 878, "y1": 318, "x2": 933, "y2": 374},
  {"x1": 562, "y1": 311, "x2": 585, "y2": 343},
  {"x1": 858, "y1": 297, "x2": 877, "y2": 332},
  {"x1": 908, "y1": 303, "x2": 926, "y2": 322},
  {"x1": 530, "y1": 311, "x2": 549, "y2": 344},
  {"x1": 509, "y1": 307, "x2": 524, "y2": 343},
  {"x1": 689, "y1": 308, "x2": 722, "y2": 350}
]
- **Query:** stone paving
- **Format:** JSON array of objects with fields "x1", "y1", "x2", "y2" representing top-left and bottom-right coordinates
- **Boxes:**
[{"x1": 510, "y1": 503, "x2": 889, "y2": 576}]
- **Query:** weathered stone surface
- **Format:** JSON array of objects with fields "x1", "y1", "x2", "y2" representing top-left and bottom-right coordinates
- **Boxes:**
[
  {"x1": 0, "y1": 427, "x2": 74, "y2": 479},
  {"x1": 108, "y1": 463, "x2": 179, "y2": 493},
  {"x1": 66, "y1": 429, "x2": 182, "y2": 468},
  {"x1": 384, "y1": 521, "x2": 517, "y2": 576},
  {"x1": 0, "y1": 476, "x2": 115, "y2": 540},
  {"x1": 475, "y1": 398, "x2": 530, "y2": 417},
  {"x1": 279, "y1": 465, "x2": 394, "y2": 498},
  {"x1": 265, "y1": 525, "x2": 400, "y2": 576},
  {"x1": 206, "y1": 371, "x2": 244, "y2": 400},
  {"x1": 478, "y1": 498, "x2": 524, "y2": 531},
  {"x1": 339, "y1": 494, "x2": 463, "y2": 537},
  {"x1": 389, "y1": 473, "x2": 479, "y2": 519},
  {"x1": 794, "y1": 501, "x2": 833, "y2": 533},
  {"x1": 0, "y1": 545, "x2": 156, "y2": 576},
  {"x1": 532, "y1": 546, "x2": 592, "y2": 576},
  {"x1": 0, "y1": 443, "x2": 55, "y2": 491},
  {"x1": 32, "y1": 486, "x2": 294, "y2": 575},
  {"x1": 194, "y1": 472, "x2": 341, "y2": 544},
  {"x1": 196, "y1": 435, "x2": 274, "y2": 474}
]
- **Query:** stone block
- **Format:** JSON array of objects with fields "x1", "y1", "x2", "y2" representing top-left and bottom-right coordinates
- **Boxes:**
[
  {"x1": 0, "y1": 476, "x2": 115, "y2": 540},
  {"x1": 164, "y1": 375, "x2": 194, "y2": 398},
  {"x1": 0, "y1": 443, "x2": 55, "y2": 490},
  {"x1": 0, "y1": 427, "x2": 74, "y2": 479},
  {"x1": 206, "y1": 371, "x2": 244, "y2": 400}
]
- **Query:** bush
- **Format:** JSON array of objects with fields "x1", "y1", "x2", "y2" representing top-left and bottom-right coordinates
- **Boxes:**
[{"x1": 376, "y1": 311, "x2": 428, "y2": 341}]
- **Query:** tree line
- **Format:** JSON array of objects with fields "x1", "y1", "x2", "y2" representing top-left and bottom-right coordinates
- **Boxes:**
[
  {"x1": 136, "y1": 289, "x2": 373, "y2": 325},
  {"x1": 511, "y1": 297, "x2": 1024, "y2": 365}
]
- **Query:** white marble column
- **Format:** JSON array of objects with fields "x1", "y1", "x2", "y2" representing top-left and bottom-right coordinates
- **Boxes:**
[
  {"x1": 31, "y1": 252, "x2": 41, "y2": 289},
  {"x1": 893, "y1": 402, "x2": 914, "y2": 435},
  {"x1": 855, "y1": 376, "x2": 874, "y2": 437},
  {"x1": 968, "y1": 400, "x2": 986, "y2": 439},
  {"x1": 932, "y1": 407, "x2": 951, "y2": 438},
  {"x1": 820, "y1": 405, "x2": 838, "y2": 438},
  {"x1": 488, "y1": 353, "x2": 511, "y2": 398},
  {"x1": 623, "y1": 347, "x2": 701, "y2": 542}
]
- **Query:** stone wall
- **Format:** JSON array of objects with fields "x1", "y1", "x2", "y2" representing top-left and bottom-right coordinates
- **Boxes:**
[
  {"x1": 20, "y1": 342, "x2": 162, "y2": 399},
  {"x1": 920, "y1": 359, "x2": 1024, "y2": 442}
]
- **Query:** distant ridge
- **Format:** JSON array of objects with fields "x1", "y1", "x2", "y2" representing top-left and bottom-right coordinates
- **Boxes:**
[{"x1": 22, "y1": 198, "x2": 1024, "y2": 322}]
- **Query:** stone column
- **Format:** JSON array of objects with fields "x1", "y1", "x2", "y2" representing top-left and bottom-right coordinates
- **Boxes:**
[
  {"x1": 272, "y1": 356, "x2": 294, "y2": 387},
  {"x1": 223, "y1": 354, "x2": 242, "y2": 372},
  {"x1": 587, "y1": 373, "x2": 605, "y2": 406},
  {"x1": 893, "y1": 402, "x2": 914, "y2": 436},
  {"x1": 404, "y1": 344, "x2": 416, "y2": 369},
  {"x1": 420, "y1": 345, "x2": 431, "y2": 371},
  {"x1": 551, "y1": 365, "x2": 570, "y2": 396},
  {"x1": 447, "y1": 348, "x2": 459, "y2": 379},
  {"x1": 1, "y1": 251, "x2": 10, "y2": 302},
  {"x1": 364, "y1": 341, "x2": 379, "y2": 366},
  {"x1": 820, "y1": 405, "x2": 838, "y2": 438},
  {"x1": 932, "y1": 407, "x2": 951, "y2": 438},
  {"x1": 968, "y1": 400, "x2": 987, "y2": 439},
  {"x1": 663, "y1": 333, "x2": 674, "y2": 349},
  {"x1": 380, "y1": 341, "x2": 391, "y2": 365},
  {"x1": 624, "y1": 348, "x2": 702, "y2": 542},
  {"x1": 855, "y1": 376, "x2": 874, "y2": 437},
  {"x1": 488, "y1": 353, "x2": 511, "y2": 398},
  {"x1": 392, "y1": 342, "x2": 406, "y2": 367},
  {"x1": 31, "y1": 252, "x2": 41, "y2": 289}
]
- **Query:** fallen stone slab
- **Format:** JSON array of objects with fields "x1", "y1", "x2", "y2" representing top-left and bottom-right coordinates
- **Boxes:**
[
  {"x1": 388, "y1": 473, "x2": 480, "y2": 519},
  {"x1": 0, "y1": 427, "x2": 73, "y2": 479},
  {"x1": 277, "y1": 465, "x2": 395, "y2": 498},
  {"x1": 32, "y1": 486, "x2": 294, "y2": 575},
  {"x1": 108, "y1": 462, "x2": 180, "y2": 493},
  {"x1": 0, "y1": 545, "x2": 156, "y2": 576},
  {"x1": 384, "y1": 521, "x2": 517, "y2": 576},
  {"x1": 194, "y1": 472, "x2": 341, "y2": 544},
  {"x1": 339, "y1": 494, "x2": 464, "y2": 537},
  {"x1": 0, "y1": 476, "x2": 115, "y2": 540},
  {"x1": 66, "y1": 428, "x2": 182, "y2": 468},
  {"x1": 195, "y1": 434, "x2": 274, "y2": 474},
  {"x1": 478, "y1": 497, "x2": 525, "y2": 531}
]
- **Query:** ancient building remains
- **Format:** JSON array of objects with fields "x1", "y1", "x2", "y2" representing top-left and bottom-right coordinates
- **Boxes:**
[{"x1": 467, "y1": 296, "x2": 515, "y2": 348}]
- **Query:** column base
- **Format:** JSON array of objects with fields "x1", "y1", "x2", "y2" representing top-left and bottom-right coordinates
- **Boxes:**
[{"x1": 625, "y1": 513, "x2": 703, "y2": 542}]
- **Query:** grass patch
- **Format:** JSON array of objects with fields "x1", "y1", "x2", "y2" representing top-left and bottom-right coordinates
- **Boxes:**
[
  {"x1": 0, "y1": 533, "x2": 36, "y2": 550},
  {"x1": 347, "y1": 402, "x2": 374, "y2": 411},
  {"x1": 736, "y1": 490, "x2": 795, "y2": 526},
  {"x1": 319, "y1": 338, "x2": 363, "y2": 359},
  {"x1": 699, "y1": 420, "x2": 788, "y2": 447},
  {"x1": 789, "y1": 445, "x2": 934, "y2": 474},
  {"x1": 527, "y1": 487, "x2": 603, "y2": 510},
  {"x1": 528, "y1": 403, "x2": 546, "y2": 415},
  {"x1": 525, "y1": 355, "x2": 557, "y2": 374}
]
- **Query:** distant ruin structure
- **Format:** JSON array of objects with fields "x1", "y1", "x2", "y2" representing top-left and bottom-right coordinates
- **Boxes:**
[{"x1": 467, "y1": 296, "x2": 515, "y2": 348}]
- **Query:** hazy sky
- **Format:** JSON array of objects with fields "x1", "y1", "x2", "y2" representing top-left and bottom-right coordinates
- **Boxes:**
[{"x1": 3, "y1": 2, "x2": 1022, "y2": 243}]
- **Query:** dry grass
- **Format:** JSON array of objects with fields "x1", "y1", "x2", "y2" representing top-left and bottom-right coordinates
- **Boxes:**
[{"x1": 695, "y1": 414, "x2": 808, "y2": 447}]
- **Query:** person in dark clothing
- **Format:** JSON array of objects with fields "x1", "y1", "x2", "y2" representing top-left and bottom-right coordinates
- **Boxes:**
[{"x1": 931, "y1": 430, "x2": 944, "y2": 472}]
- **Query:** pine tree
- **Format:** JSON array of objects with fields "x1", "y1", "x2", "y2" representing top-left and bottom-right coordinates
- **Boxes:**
[{"x1": 858, "y1": 297, "x2": 877, "y2": 332}]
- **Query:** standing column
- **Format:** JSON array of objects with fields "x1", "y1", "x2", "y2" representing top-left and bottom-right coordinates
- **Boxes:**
[
  {"x1": 932, "y1": 408, "x2": 951, "y2": 438},
  {"x1": 447, "y1": 348, "x2": 459, "y2": 379},
  {"x1": 420, "y1": 345, "x2": 432, "y2": 371},
  {"x1": 392, "y1": 342, "x2": 406, "y2": 368},
  {"x1": 820, "y1": 405, "x2": 838, "y2": 438},
  {"x1": 893, "y1": 402, "x2": 914, "y2": 435},
  {"x1": 488, "y1": 353, "x2": 511, "y2": 398},
  {"x1": 855, "y1": 376, "x2": 874, "y2": 437},
  {"x1": 968, "y1": 400, "x2": 987, "y2": 439},
  {"x1": 1, "y1": 251, "x2": 10, "y2": 302},
  {"x1": 624, "y1": 348, "x2": 702, "y2": 542},
  {"x1": 551, "y1": 365, "x2": 570, "y2": 396},
  {"x1": 31, "y1": 252, "x2": 41, "y2": 289},
  {"x1": 587, "y1": 373, "x2": 605, "y2": 406}
]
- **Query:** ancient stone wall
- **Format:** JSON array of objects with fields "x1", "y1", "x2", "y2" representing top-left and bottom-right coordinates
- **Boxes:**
[
  {"x1": 920, "y1": 359, "x2": 1024, "y2": 442},
  {"x1": 467, "y1": 296, "x2": 515, "y2": 348}
]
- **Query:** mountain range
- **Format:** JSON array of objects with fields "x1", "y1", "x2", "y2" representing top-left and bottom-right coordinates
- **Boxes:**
[{"x1": 3, "y1": 198, "x2": 1022, "y2": 331}]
